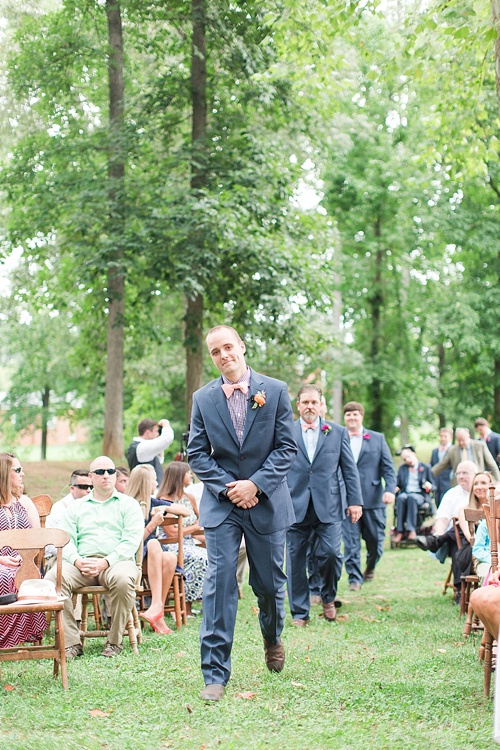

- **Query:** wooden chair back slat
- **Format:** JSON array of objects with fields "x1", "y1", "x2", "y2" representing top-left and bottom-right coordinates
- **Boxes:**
[{"x1": 31, "y1": 495, "x2": 53, "y2": 527}]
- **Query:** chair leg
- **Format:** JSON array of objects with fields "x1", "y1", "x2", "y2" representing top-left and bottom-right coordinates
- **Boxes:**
[
  {"x1": 443, "y1": 565, "x2": 453, "y2": 595},
  {"x1": 484, "y1": 633, "x2": 494, "y2": 696},
  {"x1": 126, "y1": 612, "x2": 139, "y2": 656},
  {"x1": 463, "y1": 600, "x2": 475, "y2": 637},
  {"x1": 55, "y1": 609, "x2": 68, "y2": 690},
  {"x1": 80, "y1": 593, "x2": 88, "y2": 649},
  {"x1": 132, "y1": 606, "x2": 143, "y2": 645},
  {"x1": 460, "y1": 578, "x2": 467, "y2": 616}
]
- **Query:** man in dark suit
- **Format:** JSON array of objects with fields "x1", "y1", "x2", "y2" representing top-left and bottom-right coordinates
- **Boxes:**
[
  {"x1": 286, "y1": 385, "x2": 362, "y2": 626},
  {"x1": 393, "y1": 447, "x2": 435, "y2": 543},
  {"x1": 432, "y1": 428, "x2": 499, "y2": 484},
  {"x1": 475, "y1": 418, "x2": 500, "y2": 468},
  {"x1": 188, "y1": 325, "x2": 297, "y2": 701},
  {"x1": 430, "y1": 428, "x2": 453, "y2": 507},
  {"x1": 341, "y1": 401, "x2": 397, "y2": 588}
]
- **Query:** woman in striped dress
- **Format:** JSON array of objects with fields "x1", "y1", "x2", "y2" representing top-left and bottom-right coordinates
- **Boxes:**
[{"x1": 0, "y1": 452, "x2": 47, "y2": 647}]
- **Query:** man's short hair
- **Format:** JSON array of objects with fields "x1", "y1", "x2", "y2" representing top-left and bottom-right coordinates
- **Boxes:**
[
  {"x1": 474, "y1": 418, "x2": 489, "y2": 428},
  {"x1": 439, "y1": 427, "x2": 453, "y2": 435},
  {"x1": 343, "y1": 401, "x2": 365, "y2": 416},
  {"x1": 297, "y1": 384, "x2": 323, "y2": 401},
  {"x1": 137, "y1": 418, "x2": 158, "y2": 436},
  {"x1": 70, "y1": 469, "x2": 91, "y2": 485},
  {"x1": 115, "y1": 466, "x2": 130, "y2": 477},
  {"x1": 456, "y1": 427, "x2": 470, "y2": 436},
  {"x1": 206, "y1": 325, "x2": 242, "y2": 344}
]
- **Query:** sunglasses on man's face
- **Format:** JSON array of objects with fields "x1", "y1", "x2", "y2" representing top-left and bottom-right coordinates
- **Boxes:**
[
  {"x1": 11, "y1": 467, "x2": 23, "y2": 474},
  {"x1": 92, "y1": 468, "x2": 117, "y2": 476},
  {"x1": 73, "y1": 484, "x2": 93, "y2": 491}
]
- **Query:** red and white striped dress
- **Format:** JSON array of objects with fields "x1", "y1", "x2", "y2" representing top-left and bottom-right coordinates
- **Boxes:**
[{"x1": 0, "y1": 501, "x2": 46, "y2": 648}]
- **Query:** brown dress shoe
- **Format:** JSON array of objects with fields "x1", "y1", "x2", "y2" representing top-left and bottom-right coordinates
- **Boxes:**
[
  {"x1": 264, "y1": 637, "x2": 285, "y2": 672},
  {"x1": 291, "y1": 618, "x2": 308, "y2": 627},
  {"x1": 363, "y1": 568, "x2": 375, "y2": 581},
  {"x1": 200, "y1": 684, "x2": 225, "y2": 701},
  {"x1": 322, "y1": 601, "x2": 337, "y2": 621}
]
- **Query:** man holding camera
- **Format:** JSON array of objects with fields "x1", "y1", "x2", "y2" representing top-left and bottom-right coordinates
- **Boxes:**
[{"x1": 127, "y1": 417, "x2": 174, "y2": 485}]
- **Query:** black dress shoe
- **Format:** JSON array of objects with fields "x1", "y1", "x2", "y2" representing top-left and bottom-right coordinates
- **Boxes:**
[{"x1": 415, "y1": 534, "x2": 442, "y2": 552}]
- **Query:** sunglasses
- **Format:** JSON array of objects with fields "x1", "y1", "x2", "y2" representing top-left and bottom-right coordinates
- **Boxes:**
[
  {"x1": 73, "y1": 484, "x2": 93, "y2": 491},
  {"x1": 92, "y1": 468, "x2": 117, "y2": 476},
  {"x1": 11, "y1": 467, "x2": 23, "y2": 474}
]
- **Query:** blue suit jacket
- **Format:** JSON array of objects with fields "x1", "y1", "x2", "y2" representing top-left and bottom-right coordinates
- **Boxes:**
[
  {"x1": 355, "y1": 429, "x2": 397, "y2": 510},
  {"x1": 485, "y1": 432, "x2": 500, "y2": 467},
  {"x1": 396, "y1": 461, "x2": 435, "y2": 495},
  {"x1": 187, "y1": 368, "x2": 297, "y2": 533},
  {"x1": 430, "y1": 447, "x2": 452, "y2": 496},
  {"x1": 287, "y1": 420, "x2": 362, "y2": 524}
]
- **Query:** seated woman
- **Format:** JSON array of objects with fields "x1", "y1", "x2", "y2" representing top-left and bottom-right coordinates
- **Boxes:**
[
  {"x1": 393, "y1": 447, "x2": 434, "y2": 543},
  {"x1": 127, "y1": 465, "x2": 190, "y2": 635},
  {"x1": 0, "y1": 452, "x2": 47, "y2": 648},
  {"x1": 472, "y1": 518, "x2": 491, "y2": 582},
  {"x1": 157, "y1": 462, "x2": 208, "y2": 612},
  {"x1": 457, "y1": 471, "x2": 494, "y2": 542}
]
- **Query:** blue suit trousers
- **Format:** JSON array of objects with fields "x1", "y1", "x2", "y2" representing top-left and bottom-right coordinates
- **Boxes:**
[
  {"x1": 342, "y1": 507, "x2": 387, "y2": 582},
  {"x1": 200, "y1": 506, "x2": 287, "y2": 686}
]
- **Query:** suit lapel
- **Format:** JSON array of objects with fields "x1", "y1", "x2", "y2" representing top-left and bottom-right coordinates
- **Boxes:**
[
  {"x1": 357, "y1": 429, "x2": 368, "y2": 462},
  {"x1": 311, "y1": 420, "x2": 326, "y2": 464},
  {"x1": 241, "y1": 369, "x2": 263, "y2": 446},
  {"x1": 209, "y1": 379, "x2": 240, "y2": 447},
  {"x1": 295, "y1": 420, "x2": 309, "y2": 461}
]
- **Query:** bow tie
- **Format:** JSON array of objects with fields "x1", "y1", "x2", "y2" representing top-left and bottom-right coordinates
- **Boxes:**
[
  {"x1": 221, "y1": 382, "x2": 249, "y2": 398},
  {"x1": 302, "y1": 423, "x2": 317, "y2": 431},
  {"x1": 349, "y1": 431, "x2": 362, "y2": 438}
]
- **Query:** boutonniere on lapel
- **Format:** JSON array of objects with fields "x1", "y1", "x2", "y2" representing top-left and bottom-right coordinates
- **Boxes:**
[
  {"x1": 418, "y1": 466, "x2": 424, "y2": 473},
  {"x1": 363, "y1": 433, "x2": 370, "y2": 440},
  {"x1": 251, "y1": 390, "x2": 266, "y2": 409},
  {"x1": 487, "y1": 436, "x2": 491, "y2": 443},
  {"x1": 321, "y1": 424, "x2": 332, "y2": 435}
]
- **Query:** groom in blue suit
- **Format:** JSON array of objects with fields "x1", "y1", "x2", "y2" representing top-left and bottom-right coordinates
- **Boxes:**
[
  {"x1": 286, "y1": 385, "x2": 362, "y2": 625},
  {"x1": 188, "y1": 325, "x2": 297, "y2": 701}
]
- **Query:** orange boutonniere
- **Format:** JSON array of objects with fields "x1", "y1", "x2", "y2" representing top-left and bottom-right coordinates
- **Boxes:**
[{"x1": 251, "y1": 390, "x2": 266, "y2": 409}]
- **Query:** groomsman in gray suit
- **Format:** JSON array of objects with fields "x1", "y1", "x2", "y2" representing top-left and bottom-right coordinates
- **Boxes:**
[
  {"x1": 188, "y1": 325, "x2": 297, "y2": 701},
  {"x1": 286, "y1": 385, "x2": 362, "y2": 626}
]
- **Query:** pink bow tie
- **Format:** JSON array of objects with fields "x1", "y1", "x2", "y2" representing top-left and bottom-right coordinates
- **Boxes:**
[
  {"x1": 349, "y1": 431, "x2": 362, "y2": 438},
  {"x1": 302, "y1": 423, "x2": 317, "y2": 431},
  {"x1": 221, "y1": 382, "x2": 249, "y2": 398}
]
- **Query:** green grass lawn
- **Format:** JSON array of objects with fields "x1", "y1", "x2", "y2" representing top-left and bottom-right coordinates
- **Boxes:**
[{"x1": 0, "y1": 544, "x2": 495, "y2": 750}]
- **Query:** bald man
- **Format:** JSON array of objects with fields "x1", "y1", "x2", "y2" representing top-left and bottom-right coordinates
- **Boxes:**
[{"x1": 47, "y1": 455, "x2": 143, "y2": 659}]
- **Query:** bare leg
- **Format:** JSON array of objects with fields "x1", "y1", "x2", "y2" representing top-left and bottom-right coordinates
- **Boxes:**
[
  {"x1": 142, "y1": 540, "x2": 176, "y2": 634},
  {"x1": 470, "y1": 585, "x2": 500, "y2": 640}
]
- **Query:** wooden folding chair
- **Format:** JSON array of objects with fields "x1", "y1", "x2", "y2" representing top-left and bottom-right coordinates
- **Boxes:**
[
  {"x1": 478, "y1": 483, "x2": 499, "y2": 696},
  {"x1": 137, "y1": 516, "x2": 187, "y2": 629},
  {"x1": 461, "y1": 507, "x2": 485, "y2": 626},
  {"x1": 0, "y1": 527, "x2": 69, "y2": 689}
]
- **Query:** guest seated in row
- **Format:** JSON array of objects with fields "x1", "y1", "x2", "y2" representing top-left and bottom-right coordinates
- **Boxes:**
[
  {"x1": 470, "y1": 568, "x2": 500, "y2": 641},
  {"x1": 157, "y1": 461, "x2": 208, "y2": 611},
  {"x1": 456, "y1": 471, "x2": 494, "y2": 543},
  {"x1": 416, "y1": 461, "x2": 477, "y2": 605},
  {"x1": 471, "y1": 518, "x2": 491, "y2": 582},
  {"x1": 127, "y1": 464, "x2": 190, "y2": 634},
  {"x1": 393, "y1": 447, "x2": 435, "y2": 543},
  {"x1": 0, "y1": 452, "x2": 47, "y2": 648},
  {"x1": 46, "y1": 455, "x2": 144, "y2": 659}
]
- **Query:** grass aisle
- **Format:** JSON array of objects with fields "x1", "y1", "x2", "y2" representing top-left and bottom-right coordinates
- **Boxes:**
[{"x1": 0, "y1": 545, "x2": 494, "y2": 750}]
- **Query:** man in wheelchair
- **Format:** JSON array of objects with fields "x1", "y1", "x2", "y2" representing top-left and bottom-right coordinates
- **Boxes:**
[{"x1": 392, "y1": 446, "x2": 435, "y2": 544}]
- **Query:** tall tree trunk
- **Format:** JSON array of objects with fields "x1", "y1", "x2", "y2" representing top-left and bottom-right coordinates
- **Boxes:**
[
  {"x1": 494, "y1": 358, "x2": 500, "y2": 428},
  {"x1": 369, "y1": 219, "x2": 384, "y2": 431},
  {"x1": 41, "y1": 385, "x2": 50, "y2": 461},
  {"x1": 185, "y1": 0, "x2": 207, "y2": 422},
  {"x1": 437, "y1": 342, "x2": 446, "y2": 428},
  {"x1": 103, "y1": 0, "x2": 126, "y2": 459},
  {"x1": 331, "y1": 283, "x2": 343, "y2": 424},
  {"x1": 493, "y1": 1, "x2": 500, "y2": 117}
]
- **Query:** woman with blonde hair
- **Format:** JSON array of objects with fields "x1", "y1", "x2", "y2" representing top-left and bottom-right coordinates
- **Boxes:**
[
  {"x1": 127, "y1": 465, "x2": 189, "y2": 634},
  {"x1": 457, "y1": 471, "x2": 495, "y2": 542},
  {"x1": 157, "y1": 461, "x2": 208, "y2": 609},
  {"x1": 0, "y1": 452, "x2": 47, "y2": 647}
]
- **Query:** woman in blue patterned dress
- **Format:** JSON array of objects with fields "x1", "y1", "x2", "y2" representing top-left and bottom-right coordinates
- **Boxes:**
[
  {"x1": 0, "y1": 452, "x2": 47, "y2": 648},
  {"x1": 157, "y1": 462, "x2": 208, "y2": 609}
]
